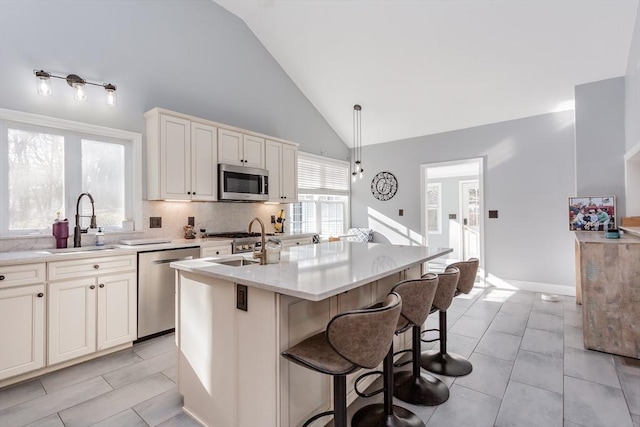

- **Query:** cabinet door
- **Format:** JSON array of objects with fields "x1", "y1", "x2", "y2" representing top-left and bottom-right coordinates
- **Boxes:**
[
  {"x1": 191, "y1": 122, "x2": 218, "y2": 201},
  {"x1": 160, "y1": 115, "x2": 191, "y2": 200},
  {"x1": 243, "y1": 135, "x2": 265, "y2": 168},
  {"x1": 281, "y1": 144, "x2": 298, "y2": 202},
  {"x1": 48, "y1": 279, "x2": 97, "y2": 365},
  {"x1": 201, "y1": 245, "x2": 232, "y2": 258},
  {"x1": 265, "y1": 140, "x2": 282, "y2": 202},
  {"x1": 218, "y1": 129, "x2": 243, "y2": 166},
  {"x1": 0, "y1": 285, "x2": 45, "y2": 380},
  {"x1": 97, "y1": 272, "x2": 137, "y2": 350}
]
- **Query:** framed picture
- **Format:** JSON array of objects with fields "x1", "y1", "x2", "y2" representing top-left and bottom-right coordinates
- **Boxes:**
[{"x1": 568, "y1": 196, "x2": 616, "y2": 231}]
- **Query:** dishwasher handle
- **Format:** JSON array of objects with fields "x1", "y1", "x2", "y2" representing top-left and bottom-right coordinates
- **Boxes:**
[{"x1": 151, "y1": 256, "x2": 195, "y2": 265}]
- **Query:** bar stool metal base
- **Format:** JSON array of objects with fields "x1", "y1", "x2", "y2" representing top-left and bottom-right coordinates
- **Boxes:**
[
  {"x1": 352, "y1": 404, "x2": 425, "y2": 427},
  {"x1": 393, "y1": 371, "x2": 449, "y2": 406},
  {"x1": 420, "y1": 350, "x2": 472, "y2": 377}
]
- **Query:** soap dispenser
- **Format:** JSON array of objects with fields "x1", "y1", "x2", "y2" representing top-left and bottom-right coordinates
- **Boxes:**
[{"x1": 95, "y1": 227, "x2": 105, "y2": 246}]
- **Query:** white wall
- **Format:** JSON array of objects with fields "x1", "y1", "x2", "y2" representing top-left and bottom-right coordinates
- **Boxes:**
[
  {"x1": 351, "y1": 111, "x2": 577, "y2": 288},
  {"x1": 626, "y1": 6, "x2": 640, "y2": 153}
]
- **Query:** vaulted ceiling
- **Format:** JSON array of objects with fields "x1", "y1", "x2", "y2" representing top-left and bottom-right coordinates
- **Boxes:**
[{"x1": 215, "y1": 0, "x2": 638, "y2": 147}]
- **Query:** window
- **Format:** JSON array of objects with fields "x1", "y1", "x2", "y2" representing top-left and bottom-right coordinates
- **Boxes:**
[
  {"x1": 426, "y1": 182, "x2": 441, "y2": 234},
  {"x1": 0, "y1": 109, "x2": 142, "y2": 236},
  {"x1": 289, "y1": 153, "x2": 350, "y2": 236}
]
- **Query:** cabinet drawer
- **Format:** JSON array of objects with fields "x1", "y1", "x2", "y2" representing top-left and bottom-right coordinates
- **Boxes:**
[
  {"x1": 201, "y1": 245, "x2": 232, "y2": 258},
  {"x1": 281, "y1": 237, "x2": 312, "y2": 248},
  {"x1": 0, "y1": 263, "x2": 46, "y2": 289},
  {"x1": 48, "y1": 254, "x2": 136, "y2": 281}
]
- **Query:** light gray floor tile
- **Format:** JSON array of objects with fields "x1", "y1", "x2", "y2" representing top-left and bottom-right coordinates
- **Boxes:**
[
  {"x1": 564, "y1": 310, "x2": 583, "y2": 328},
  {"x1": 563, "y1": 420, "x2": 586, "y2": 427},
  {"x1": 495, "y1": 380, "x2": 563, "y2": 427},
  {"x1": 614, "y1": 355, "x2": 640, "y2": 377},
  {"x1": 475, "y1": 330, "x2": 521, "y2": 361},
  {"x1": 449, "y1": 315, "x2": 493, "y2": 339},
  {"x1": 133, "y1": 388, "x2": 184, "y2": 426},
  {"x1": 464, "y1": 301, "x2": 501, "y2": 321},
  {"x1": 564, "y1": 376, "x2": 633, "y2": 427},
  {"x1": 564, "y1": 324, "x2": 585, "y2": 350},
  {"x1": 24, "y1": 414, "x2": 64, "y2": 427},
  {"x1": 633, "y1": 413, "x2": 640, "y2": 427},
  {"x1": 527, "y1": 311, "x2": 564, "y2": 334},
  {"x1": 488, "y1": 312, "x2": 529, "y2": 337},
  {"x1": 520, "y1": 328, "x2": 563, "y2": 358},
  {"x1": 562, "y1": 296, "x2": 581, "y2": 312},
  {"x1": 133, "y1": 334, "x2": 176, "y2": 360},
  {"x1": 163, "y1": 366, "x2": 177, "y2": 382},
  {"x1": 40, "y1": 349, "x2": 142, "y2": 393},
  {"x1": 426, "y1": 384, "x2": 501, "y2": 427},
  {"x1": 58, "y1": 373, "x2": 175, "y2": 427},
  {"x1": 619, "y1": 371, "x2": 640, "y2": 416},
  {"x1": 453, "y1": 353, "x2": 513, "y2": 398},
  {"x1": 0, "y1": 379, "x2": 45, "y2": 411},
  {"x1": 531, "y1": 298, "x2": 564, "y2": 316},
  {"x1": 445, "y1": 305, "x2": 466, "y2": 325},
  {"x1": 498, "y1": 301, "x2": 532, "y2": 318},
  {"x1": 157, "y1": 411, "x2": 207, "y2": 427},
  {"x1": 104, "y1": 349, "x2": 176, "y2": 389},
  {"x1": 504, "y1": 291, "x2": 536, "y2": 306},
  {"x1": 511, "y1": 349, "x2": 563, "y2": 394},
  {"x1": 0, "y1": 376, "x2": 112, "y2": 427},
  {"x1": 564, "y1": 347, "x2": 620, "y2": 388},
  {"x1": 91, "y1": 408, "x2": 147, "y2": 427},
  {"x1": 440, "y1": 332, "x2": 479, "y2": 359}
]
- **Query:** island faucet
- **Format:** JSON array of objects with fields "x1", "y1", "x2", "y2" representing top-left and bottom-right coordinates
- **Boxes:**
[
  {"x1": 73, "y1": 192, "x2": 97, "y2": 247},
  {"x1": 247, "y1": 217, "x2": 266, "y2": 265}
]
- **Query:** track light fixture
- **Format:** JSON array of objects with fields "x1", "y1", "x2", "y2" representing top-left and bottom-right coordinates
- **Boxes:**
[
  {"x1": 33, "y1": 69, "x2": 117, "y2": 106},
  {"x1": 352, "y1": 104, "x2": 364, "y2": 181}
]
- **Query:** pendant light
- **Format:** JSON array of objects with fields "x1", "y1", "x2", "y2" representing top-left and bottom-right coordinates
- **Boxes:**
[{"x1": 352, "y1": 104, "x2": 364, "y2": 181}]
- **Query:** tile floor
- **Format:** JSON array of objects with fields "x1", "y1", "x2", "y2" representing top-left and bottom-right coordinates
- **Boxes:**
[{"x1": 0, "y1": 286, "x2": 638, "y2": 427}]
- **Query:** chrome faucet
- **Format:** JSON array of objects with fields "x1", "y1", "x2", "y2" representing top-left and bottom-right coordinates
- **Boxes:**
[
  {"x1": 73, "y1": 192, "x2": 97, "y2": 247},
  {"x1": 248, "y1": 217, "x2": 266, "y2": 265}
]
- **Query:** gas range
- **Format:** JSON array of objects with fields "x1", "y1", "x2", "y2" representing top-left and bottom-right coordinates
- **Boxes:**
[{"x1": 205, "y1": 231, "x2": 275, "y2": 254}]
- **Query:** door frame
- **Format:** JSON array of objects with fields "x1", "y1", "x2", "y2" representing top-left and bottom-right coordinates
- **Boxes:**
[{"x1": 420, "y1": 157, "x2": 485, "y2": 276}]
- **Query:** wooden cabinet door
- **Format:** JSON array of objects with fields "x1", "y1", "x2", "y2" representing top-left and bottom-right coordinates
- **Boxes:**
[
  {"x1": 0, "y1": 285, "x2": 45, "y2": 380},
  {"x1": 97, "y1": 272, "x2": 137, "y2": 350},
  {"x1": 265, "y1": 140, "x2": 282, "y2": 202},
  {"x1": 191, "y1": 122, "x2": 218, "y2": 201},
  {"x1": 48, "y1": 279, "x2": 97, "y2": 365},
  {"x1": 160, "y1": 114, "x2": 191, "y2": 200},
  {"x1": 281, "y1": 144, "x2": 298, "y2": 202},
  {"x1": 218, "y1": 129, "x2": 243, "y2": 166},
  {"x1": 243, "y1": 135, "x2": 265, "y2": 168}
]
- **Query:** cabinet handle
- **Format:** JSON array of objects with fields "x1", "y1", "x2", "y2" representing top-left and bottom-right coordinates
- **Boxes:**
[
  {"x1": 89, "y1": 285, "x2": 96, "y2": 289},
  {"x1": 216, "y1": 251, "x2": 220, "y2": 255},
  {"x1": 0, "y1": 275, "x2": 4, "y2": 280},
  {"x1": 37, "y1": 292, "x2": 44, "y2": 298},
  {"x1": 93, "y1": 265, "x2": 100, "y2": 269},
  {"x1": 99, "y1": 283, "x2": 105, "y2": 288},
  {"x1": 187, "y1": 191, "x2": 191, "y2": 195},
  {"x1": 193, "y1": 192, "x2": 196, "y2": 195}
]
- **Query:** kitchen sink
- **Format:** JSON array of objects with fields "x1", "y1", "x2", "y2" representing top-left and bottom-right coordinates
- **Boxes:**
[{"x1": 210, "y1": 257, "x2": 260, "y2": 267}]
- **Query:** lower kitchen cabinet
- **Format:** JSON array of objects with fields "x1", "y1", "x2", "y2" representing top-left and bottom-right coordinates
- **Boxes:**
[
  {"x1": 200, "y1": 242, "x2": 232, "y2": 258},
  {"x1": 0, "y1": 284, "x2": 45, "y2": 380}
]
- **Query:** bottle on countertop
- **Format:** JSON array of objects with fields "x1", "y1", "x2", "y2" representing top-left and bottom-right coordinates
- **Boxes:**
[{"x1": 95, "y1": 227, "x2": 105, "y2": 246}]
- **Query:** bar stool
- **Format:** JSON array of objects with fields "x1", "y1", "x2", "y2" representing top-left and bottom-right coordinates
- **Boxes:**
[
  {"x1": 393, "y1": 272, "x2": 455, "y2": 406},
  {"x1": 421, "y1": 258, "x2": 479, "y2": 377},
  {"x1": 281, "y1": 293, "x2": 402, "y2": 427}
]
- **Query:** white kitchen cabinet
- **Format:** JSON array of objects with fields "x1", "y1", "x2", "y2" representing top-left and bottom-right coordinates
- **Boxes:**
[
  {"x1": 280, "y1": 236, "x2": 313, "y2": 248},
  {"x1": 146, "y1": 109, "x2": 218, "y2": 201},
  {"x1": 265, "y1": 140, "x2": 298, "y2": 203},
  {"x1": 218, "y1": 129, "x2": 265, "y2": 169},
  {"x1": 48, "y1": 255, "x2": 137, "y2": 365},
  {"x1": 200, "y1": 242, "x2": 232, "y2": 258},
  {"x1": 0, "y1": 284, "x2": 45, "y2": 380}
]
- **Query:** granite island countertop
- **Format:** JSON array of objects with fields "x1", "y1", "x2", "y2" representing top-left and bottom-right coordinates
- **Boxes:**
[{"x1": 170, "y1": 241, "x2": 452, "y2": 301}]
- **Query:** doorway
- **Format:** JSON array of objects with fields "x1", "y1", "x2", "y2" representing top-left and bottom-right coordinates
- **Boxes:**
[{"x1": 421, "y1": 158, "x2": 484, "y2": 270}]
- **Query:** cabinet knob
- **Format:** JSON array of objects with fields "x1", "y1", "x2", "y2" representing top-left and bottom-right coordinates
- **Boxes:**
[
  {"x1": 0, "y1": 275, "x2": 4, "y2": 280},
  {"x1": 193, "y1": 192, "x2": 196, "y2": 195},
  {"x1": 99, "y1": 283, "x2": 105, "y2": 288},
  {"x1": 216, "y1": 251, "x2": 219, "y2": 255},
  {"x1": 89, "y1": 285, "x2": 96, "y2": 289},
  {"x1": 93, "y1": 265, "x2": 100, "y2": 269},
  {"x1": 37, "y1": 292, "x2": 44, "y2": 298},
  {"x1": 187, "y1": 191, "x2": 191, "y2": 195}
]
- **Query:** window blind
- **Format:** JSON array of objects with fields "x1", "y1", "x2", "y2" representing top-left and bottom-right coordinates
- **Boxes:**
[{"x1": 297, "y1": 153, "x2": 350, "y2": 195}]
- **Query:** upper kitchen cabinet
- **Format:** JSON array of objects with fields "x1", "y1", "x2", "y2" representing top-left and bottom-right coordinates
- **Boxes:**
[
  {"x1": 265, "y1": 140, "x2": 298, "y2": 203},
  {"x1": 218, "y1": 129, "x2": 265, "y2": 169},
  {"x1": 146, "y1": 109, "x2": 218, "y2": 201}
]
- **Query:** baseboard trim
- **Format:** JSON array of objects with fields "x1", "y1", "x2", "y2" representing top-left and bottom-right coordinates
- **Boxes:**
[{"x1": 485, "y1": 275, "x2": 576, "y2": 296}]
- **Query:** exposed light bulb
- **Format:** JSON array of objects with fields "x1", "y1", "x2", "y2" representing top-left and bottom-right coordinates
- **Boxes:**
[
  {"x1": 35, "y1": 70, "x2": 52, "y2": 96},
  {"x1": 359, "y1": 169, "x2": 364, "y2": 179},
  {"x1": 355, "y1": 161, "x2": 361, "y2": 172},
  {"x1": 352, "y1": 171, "x2": 357, "y2": 182},
  {"x1": 73, "y1": 83, "x2": 86, "y2": 101},
  {"x1": 104, "y1": 84, "x2": 117, "y2": 106}
]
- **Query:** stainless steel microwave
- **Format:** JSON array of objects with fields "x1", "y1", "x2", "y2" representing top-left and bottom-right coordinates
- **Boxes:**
[{"x1": 219, "y1": 164, "x2": 269, "y2": 202}]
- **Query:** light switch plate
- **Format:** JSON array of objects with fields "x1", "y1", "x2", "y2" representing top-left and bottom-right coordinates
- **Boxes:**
[{"x1": 150, "y1": 217, "x2": 162, "y2": 228}]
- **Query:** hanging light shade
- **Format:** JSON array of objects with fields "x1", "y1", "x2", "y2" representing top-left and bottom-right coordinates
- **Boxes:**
[
  {"x1": 352, "y1": 104, "x2": 364, "y2": 181},
  {"x1": 35, "y1": 70, "x2": 52, "y2": 96}
]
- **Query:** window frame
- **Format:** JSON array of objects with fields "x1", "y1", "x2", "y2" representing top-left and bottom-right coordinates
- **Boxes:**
[{"x1": 0, "y1": 108, "x2": 142, "y2": 237}]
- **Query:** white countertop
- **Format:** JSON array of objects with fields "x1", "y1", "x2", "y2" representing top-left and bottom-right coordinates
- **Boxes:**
[{"x1": 171, "y1": 242, "x2": 452, "y2": 301}]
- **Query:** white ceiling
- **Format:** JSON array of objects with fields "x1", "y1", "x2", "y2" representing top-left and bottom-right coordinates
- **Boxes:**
[{"x1": 215, "y1": 0, "x2": 639, "y2": 147}]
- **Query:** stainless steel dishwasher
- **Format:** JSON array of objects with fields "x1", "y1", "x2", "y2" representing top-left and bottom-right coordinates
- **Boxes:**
[{"x1": 137, "y1": 247, "x2": 200, "y2": 339}]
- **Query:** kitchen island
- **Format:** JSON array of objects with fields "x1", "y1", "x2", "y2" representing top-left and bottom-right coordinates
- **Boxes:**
[{"x1": 170, "y1": 241, "x2": 452, "y2": 427}]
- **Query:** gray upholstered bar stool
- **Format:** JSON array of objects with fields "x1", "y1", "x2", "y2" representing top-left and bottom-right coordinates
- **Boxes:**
[
  {"x1": 393, "y1": 272, "x2": 455, "y2": 406},
  {"x1": 281, "y1": 293, "x2": 402, "y2": 427},
  {"x1": 421, "y1": 258, "x2": 479, "y2": 377}
]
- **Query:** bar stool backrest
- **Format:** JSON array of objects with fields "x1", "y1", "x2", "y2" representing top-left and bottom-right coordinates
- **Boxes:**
[
  {"x1": 429, "y1": 267, "x2": 460, "y2": 311},
  {"x1": 327, "y1": 292, "x2": 402, "y2": 369},
  {"x1": 391, "y1": 274, "x2": 439, "y2": 327},
  {"x1": 445, "y1": 258, "x2": 479, "y2": 294}
]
